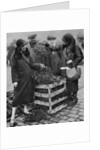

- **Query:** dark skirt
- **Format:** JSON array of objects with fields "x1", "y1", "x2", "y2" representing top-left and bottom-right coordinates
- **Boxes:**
[
  {"x1": 66, "y1": 78, "x2": 78, "y2": 94},
  {"x1": 12, "y1": 77, "x2": 35, "y2": 107}
]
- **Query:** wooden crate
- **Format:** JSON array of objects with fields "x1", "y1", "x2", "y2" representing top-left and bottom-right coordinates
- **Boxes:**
[{"x1": 34, "y1": 78, "x2": 68, "y2": 114}]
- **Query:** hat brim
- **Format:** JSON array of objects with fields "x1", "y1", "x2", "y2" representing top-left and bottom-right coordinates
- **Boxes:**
[
  {"x1": 47, "y1": 36, "x2": 56, "y2": 40},
  {"x1": 28, "y1": 34, "x2": 37, "y2": 40}
]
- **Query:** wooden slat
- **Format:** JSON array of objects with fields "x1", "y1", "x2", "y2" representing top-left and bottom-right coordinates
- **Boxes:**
[
  {"x1": 35, "y1": 84, "x2": 50, "y2": 89},
  {"x1": 34, "y1": 78, "x2": 67, "y2": 114},
  {"x1": 34, "y1": 92, "x2": 49, "y2": 98},
  {"x1": 51, "y1": 83, "x2": 64, "y2": 93},
  {"x1": 35, "y1": 96, "x2": 48, "y2": 102},
  {"x1": 50, "y1": 87, "x2": 66, "y2": 97},
  {"x1": 35, "y1": 78, "x2": 66, "y2": 89},
  {"x1": 51, "y1": 96, "x2": 67, "y2": 106},
  {"x1": 34, "y1": 100, "x2": 49, "y2": 106},
  {"x1": 35, "y1": 86, "x2": 66, "y2": 98},
  {"x1": 48, "y1": 103, "x2": 68, "y2": 114},
  {"x1": 35, "y1": 88, "x2": 48, "y2": 93},
  {"x1": 48, "y1": 79, "x2": 66, "y2": 88}
]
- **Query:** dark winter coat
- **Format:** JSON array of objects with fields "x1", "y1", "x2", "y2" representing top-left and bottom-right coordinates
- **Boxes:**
[
  {"x1": 45, "y1": 45, "x2": 63, "y2": 76},
  {"x1": 62, "y1": 42, "x2": 83, "y2": 93},
  {"x1": 11, "y1": 53, "x2": 39, "y2": 107}
]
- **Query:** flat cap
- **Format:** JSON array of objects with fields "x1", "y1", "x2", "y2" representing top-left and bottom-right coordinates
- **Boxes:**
[
  {"x1": 77, "y1": 32, "x2": 84, "y2": 40},
  {"x1": 47, "y1": 36, "x2": 56, "y2": 40},
  {"x1": 28, "y1": 34, "x2": 37, "y2": 40}
]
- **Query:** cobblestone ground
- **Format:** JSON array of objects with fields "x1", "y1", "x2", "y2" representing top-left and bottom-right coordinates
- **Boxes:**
[{"x1": 7, "y1": 66, "x2": 84, "y2": 127}]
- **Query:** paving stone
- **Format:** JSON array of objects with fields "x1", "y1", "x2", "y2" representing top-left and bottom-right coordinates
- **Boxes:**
[
  {"x1": 78, "y1": 99, "x2": 83, "y2": 102},
  {"x1": 72, "y1": 104, "x2": 80, "y2": 108},
  {"x1": 78, "y1": 111, "x2": 84, "y2": 116},
  {"x1": 78, "y1": 102, "x2": 84, "y2": 106},
  {"x1": 58, "y1": 111, "x2": 67, "y2": 116},
  {"x1": 68, "y1": 113, "x2": 79, "y2": 119},
  {"x1": 17, "y1": 122, "x2": 25, "y2": 126},
  {"x1": 78, "y1": 106, "x2": 84, "y2": 109},
  {"x1": 48, "y1": 121, "x2": 54, "y2": 124},
  {"x1": 74, "y1": 118, "x2": 80, "y2": 122},
  {"x1": 78, "y1": 108, "x2": 84, "y2": 112},
  {"x1": 78, "y1": 116, "x2": 84, "y2": 121},
  {"x1": 62, "y1": 108, "x2": 70, "y2": 112},
  {"x1": 57, "y1": 115, "x2": 63, "y2": 120},
  {"x1": 54, "y1": 114, "x2": 61, "y2": 118},
  {"x1": 69, "y1": 110, "x2": 78, "y2": 114},
  {"x1": 70, "y1": 107, "x2": 80, "y2": 111},
  {"x1": 30, "y1": 122, "x2": 39, "y2": 125},
  {"x1": 67, "y1": 107, "x2": 73, "y2": 111},
  {"x1": 78, "y1": 100, "x2": 84, "y2": 103},
  {"x1": 42, "y1": 120, "x2": 50, "y2": 124},
  {"x1": 39, "y1": 119, "x2": 47, "y2": 124},
  {"x1": 66, "y1": 118, "x2": 76, "y2": 122},
  {"x1": 78, "y1": 107, "x2": 84, "y2": 111},
  {"x1": 61, "y1": 116, "x2": 69, "y2": 120},
  {"x1": 58, "y1": 120, "x2": 67, "y2": 123}
]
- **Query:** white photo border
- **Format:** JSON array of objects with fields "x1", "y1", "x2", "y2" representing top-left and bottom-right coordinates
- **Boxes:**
[{"x1": 0, "y1": 9, "x2": 90, "y2": 149}]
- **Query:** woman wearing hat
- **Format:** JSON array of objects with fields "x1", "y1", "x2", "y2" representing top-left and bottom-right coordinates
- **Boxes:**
[
  {"x1": 10, "y1": 39, "x2": 42, "y2": 127},
  {"x1": 62, "y1": 33, "x2": 83, "y2": 106}
]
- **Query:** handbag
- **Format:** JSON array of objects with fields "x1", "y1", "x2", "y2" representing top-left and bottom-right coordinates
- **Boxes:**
[{"x1": 66, "y1": 67, "x2": 81, "y2": 80}]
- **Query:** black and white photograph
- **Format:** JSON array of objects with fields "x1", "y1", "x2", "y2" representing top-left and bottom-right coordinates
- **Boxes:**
[{"x1": 6, "y1": 29, "x2": 84, "y2": 127}]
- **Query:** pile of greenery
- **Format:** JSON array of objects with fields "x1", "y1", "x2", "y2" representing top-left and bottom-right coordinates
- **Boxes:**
[{"x1": 32, "y1": 67, "x2": 62, "y2": 85}]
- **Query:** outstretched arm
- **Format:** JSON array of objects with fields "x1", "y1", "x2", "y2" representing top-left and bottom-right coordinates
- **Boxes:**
[{"x1": 29, "y1": 56, "x2": 45, "y2": 70}]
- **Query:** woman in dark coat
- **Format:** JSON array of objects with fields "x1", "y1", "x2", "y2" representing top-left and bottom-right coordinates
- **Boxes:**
[
  {"x1": 10, "y1": 39, "x2": 42, "y2": 127},
  {"x1": 62, "y1": 33, "x2": 83, "y2": 106}
]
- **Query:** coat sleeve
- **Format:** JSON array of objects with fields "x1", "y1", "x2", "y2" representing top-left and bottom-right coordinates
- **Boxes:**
[
  {"x1": 29, "y1": 56, "x2": 42, "y2": 70},
  {"x1": 11, "y1": 55, "x2": 19, "y2": 83},
  {"x1": 73, "y1": 46, "x2": 84, "y2": 67}
]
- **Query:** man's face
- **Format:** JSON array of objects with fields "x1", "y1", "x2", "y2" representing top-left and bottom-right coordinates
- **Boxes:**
[
  {"x1": 29, "y1": 40, "x2": 37, "y2": 48},
  {"x1": 48, "y1": 40, "x2": 56, "y2": 47}
]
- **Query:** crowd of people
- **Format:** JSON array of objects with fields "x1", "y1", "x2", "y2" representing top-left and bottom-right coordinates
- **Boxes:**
[{"x1": 9, "y1": 32, "x2": 84, "y2": 127}]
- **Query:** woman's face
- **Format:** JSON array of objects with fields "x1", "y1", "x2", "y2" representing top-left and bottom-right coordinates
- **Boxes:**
[
  {"x1": 64, "y1": 40, "x2": 71, "y2": 47},
  {"x1": 21, "y1": 45, "x2": 30, "y2": 57},
  {"x1": 21, "y1": 45, "x2": 27, "y2": 52}
]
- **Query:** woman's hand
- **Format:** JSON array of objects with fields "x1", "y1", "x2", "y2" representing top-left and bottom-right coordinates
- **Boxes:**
[
  {"x1": 39, "y1": 63, "x2": 45, "y2": 68},
  {"x1": 13, "y1": 82, "x2": 18, "y2": 88},
  {"x1": 67, "y1": 60, "x2": 73, "y2": 64},
  {"x1": 66, "y1": 60, "x2": 74, "y2": 68}
]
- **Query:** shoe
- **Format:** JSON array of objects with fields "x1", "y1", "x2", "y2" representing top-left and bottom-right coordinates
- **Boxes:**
[
  {"x1": 10, "y1": 122, "x2": 17, "y2": 127},
  {"x1": 67, "y1": 96, "x2": 72, "y2": 105},
  {"x1": 68, "y1": 97, "x2": 78, "y2": 106},
  {"x1": 72, "y1": 94, "x2": 78, "y2": 104}
]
